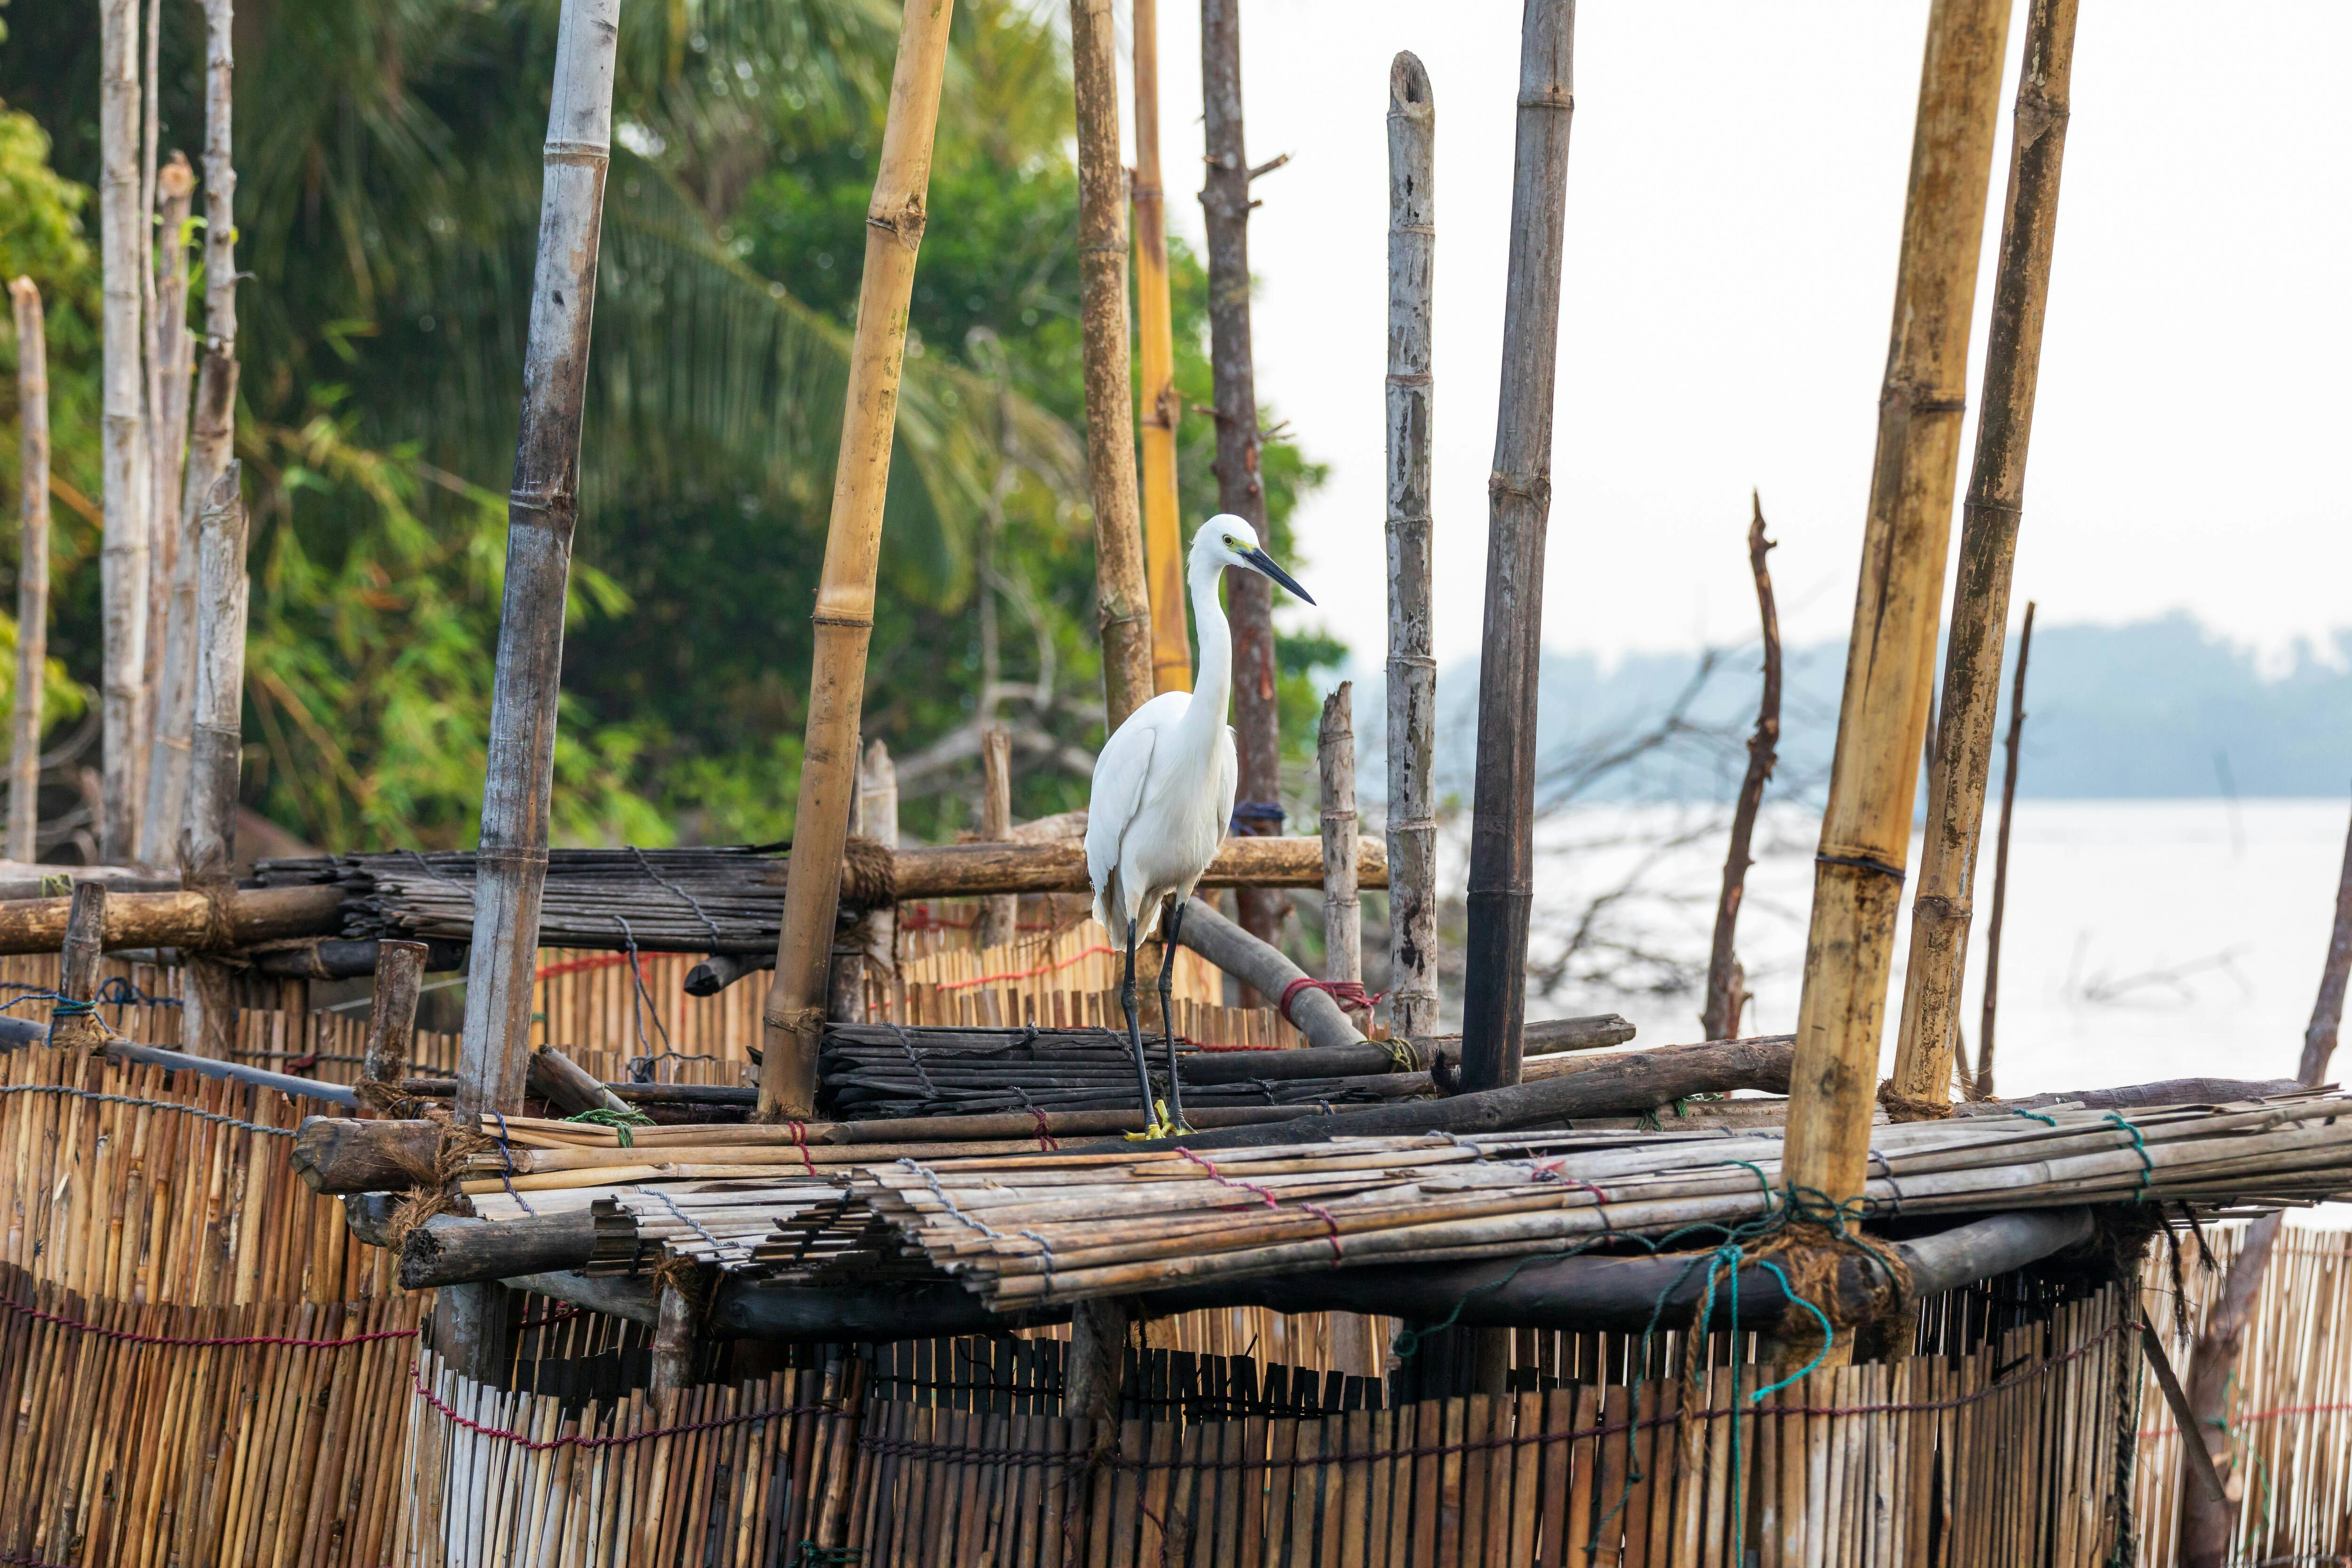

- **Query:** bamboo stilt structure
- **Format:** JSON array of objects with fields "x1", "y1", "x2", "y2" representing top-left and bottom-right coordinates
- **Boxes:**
[
  {"x1": 456, "y1": 0, "x2": 623, "y2": 1121},
  {"x1": 2178, "y1": 801, "x2": 2352, "y2": 1564},
  {"x1": 180, "y1": 463, "x2": 249, "y2": 1058},
  {"x1": 1889, "y1": 0, "x2": 2080, "y2": 1114},
  {"x1": 1384, "y1": 53, "x2": 1439, "y2": 1045},
  {"x1": 1781, "y1": 0, "x2": 2012, "y2": 1222},
  {"x1": 1070, "y1": 0, "x2": 1153, "y2": 732},
  {"x1": 1976, "y1": 599, "x2": 2033, "y2": 1101},
  {"x1": 1319, "y1": 683, "x2": 1360, "y2": 989},
  {"x1": 1458, "y1": 0, "x2": 1575, "y2": 1095},
  {"x1": 1131, "y1": 0, "x2": 1190, "y2": 698},
  {"x1": 97, "y1": 0, "x2": 152, "y2": 866},
  {"x1": 1200, "y1": 0, "x2": 1284, "y2": 963},
  {"x1": 8, "y1": 277, "x2": 49, "y2": 864},
  {"x1": 1701, "y1": 496, "x2": 1779, "y2": 1042},
  {"x1": 759, "y1": 0, "x2": 956, "y2": 1119},
  {"x1": 976, "y1": 725, "x2": 1016, "y2": 950},
  {"x1": 151, "y1": 0, "x2": 244, "y2": 862},
  {"x1": 139, "y1": 151, "x2": 196, "y2": 870}
]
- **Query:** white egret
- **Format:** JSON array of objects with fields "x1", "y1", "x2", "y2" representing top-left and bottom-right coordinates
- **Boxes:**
[{"x1": 1088, "y1": 515, "x2": 1314, "y2": 1136}]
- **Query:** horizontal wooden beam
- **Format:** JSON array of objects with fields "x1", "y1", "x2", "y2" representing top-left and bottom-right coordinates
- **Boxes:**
[
  {"x1": 893, "y1": 836, "x2": 1385, "y2": 899},
  {"x1": 0, "y1": 883, "x2": 345, "y2": 957}
]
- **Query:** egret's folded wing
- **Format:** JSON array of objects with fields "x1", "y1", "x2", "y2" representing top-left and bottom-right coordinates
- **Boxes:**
[{"x1": 1085, "y1": 722, "x2": 1159, "y2": 899}]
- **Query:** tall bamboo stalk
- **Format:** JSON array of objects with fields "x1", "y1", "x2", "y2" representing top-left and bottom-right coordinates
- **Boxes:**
[
  {"x1": 179, "y1": 463, "x2": 247, "y2": 1057},
  {"x1": 976, "y1": 724, "x2": 1016, "y2": 949},
  {"x1": 1131, "y1": 0, "x2": 1189, "y2": 698},
  {"x1": 2179, "y1": 801, "x2": 2352, "y2": 1566},
  {"x1": 1457, "y1": 0, "x2": 1575, "y2": 1094},
  {"x1": 149, "y1": 0, "x2": 245, "y2": 864},
  {"x1": 1779, "y1": 0, "x2": 2012, "y2": 1220},
  {"x1": 1070, "y1": 0, "x2": 1153, "y2": 732},
  {"x1": 456, "y1": 0, "x2": 623, "y2": 1120},
  {"x1": 1319, "y1": 683, "x2": 1359, "y2": 987},
  {"x1": 1384, "y1": 52, "x2": 1438, "y2": 1044},
  {"x1": 1888, "y1": 0, "x2": 2079, "y2": 1113},
  {"x1": 758, "y1": 0, "x2": 956, "y2": 1120},
  {"x1": 137, "y1": 153, "x2": 195, "y2": 869},
  {"x1": 1200, "y1": 0, "x2": 1283, "y2": 959},
  {"x1": 9, "y1": 278, "x2": 50, "y2": 864},
  {"x1": 1701, "y1": 496, "x2": 1780, "y2": 1042},
  {"x1": 98, "y1": 0, "x2": 152, "y2": 865},
  {"x1": 1975, "y1": 599, "x2": 2032, "y2": 1101}
]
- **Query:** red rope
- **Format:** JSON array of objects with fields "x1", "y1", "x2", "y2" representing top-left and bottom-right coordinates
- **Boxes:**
[
  {"x1": 0, "y1": 1296, "x2": 414, "y2": 1351},
  {"x1": 2139, "y1": 1397, "x2": 2352, "y2": 1441},
  {"x1": 935, "y1": 944, "x2": 1115, "y2": 991},
  {"x1": 534, "y1": 953, "x2": 635, "y2": 981},
  {"x1": 1175, "y1": 1147, "x2": 1343, "y2": 1260},
  {"x1": 410, "y1": 1356, "x2": 836, "y2": 1450},
  {"x1": 1277, "y1": 977, "x2": 1383, "y2": 1026},
  {"x1": 787, "y1": 1120, "x2": 817, "y2": 1177},
  {"x1": 1028, "y1": 1106, "x2": 1060, "y2": 1152}
]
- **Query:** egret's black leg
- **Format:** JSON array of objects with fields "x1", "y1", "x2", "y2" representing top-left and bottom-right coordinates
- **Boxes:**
[
  {"x1": 1160, "y1": 897, "x2": 1190, "y2": 1131},
  {"x1": 1121, "y1": 916, "x2": 1157, "y2": 1124}
]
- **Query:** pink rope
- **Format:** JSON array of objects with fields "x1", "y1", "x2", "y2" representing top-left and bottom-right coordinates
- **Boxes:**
[
  {"x1": 0, "y1": 1295, "x2": 413, "y2": 1351},
  {"x1": 1276, "y1": 977, "x2": 1383, "y2": 1027},
  {"x1": 1175, "y1": 1147, "x2": 1344, "y2": 1260},
  {"x1": 410, "y1": 1356, "x2": 835, "y2": 1451}
]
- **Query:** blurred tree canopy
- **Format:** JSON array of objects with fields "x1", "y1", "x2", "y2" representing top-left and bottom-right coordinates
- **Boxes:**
[{"x1": 0, "y1": 0, "x2": 1335, "y2": 853}]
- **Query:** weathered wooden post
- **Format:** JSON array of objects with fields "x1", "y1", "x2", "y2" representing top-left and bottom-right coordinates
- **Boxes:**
[
  {"x1": 1131, "y1": 0, "x2": 1190, "y2": 698},
  {"x1": 1887, "y1": 0, "x2": 2079, "y2": 1114},
  {"x1": 179, "y1": 463, "x2": 249, "y2": 1058},
  {"x1": 444, "y1": 0, "x2": 621, "y2": 1384},
  {"x1": 1319, "y1": 683, "x2": 1361, "y2": 991},
  {"x1": 149, "y1": 0, "x2": 244, "y2": 861},
  {"x1": 759, "y1": 0, "x2": 956, "y2": 1120},
  {"x1": 977, "y1": 724, "x2": 1017, "y2": 948},
  {"x1": 9, "y1": 277, "x2": 49, "y2": 864},
  {"x1": 1071, "y1": 0, "x2": 1154, "y2": 729},
  {"x1": 1200, "y1": 0, "x2": 1285, "y2": 961},
  {"x1": 1781, "y1": 0, "x2": 2013, "y2": 1273},
  {"x1": 361, "y1": 939, "x2": 430, "y2": 1098},
  {"x1": 138, "y1": 151, "x2": 195, "y2": 862},
  {"x1": 1457, "y1": 0, "x2": 1575, "y2": 1095},
  {"x1": 1384, "y1": 52, "x2": 1439, "y2": 1045},
  {"x1": 51, "y1": 883, "x2": 108, "y2": 1049},
  {"x1": 98, "y1": 0, "x2": 151, "y2": 865}
]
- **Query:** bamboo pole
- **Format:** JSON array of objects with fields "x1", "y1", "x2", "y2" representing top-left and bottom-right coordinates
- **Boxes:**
[
  {"x1": 456, "y1": 0, "x2": 622, "y2": 1120},
  {"x1": 9, "y1": 278, "x2": 49, "y2": 864},
  {"x1": 1131, "y1": 0, "x2": 1189, "y2": 699},
  {"x1": 97, "y1": 0, "x2": 152, "y2": 865},
  {"x1": 141, "y1": 151, "x2": 197, "y2": 868},
  {"x1": 1070, "y1": 0, "x2": 1153, "y2": 731},
  {"x1": 361, "y1": 939, "x2": 430, "y2": 1090},
  {"x1": 1780, "y1": 0, "x2": 2012, "y2": 1219},
  {"x1": 1457, "y1": 0, "x2": 1575, "y2": 1094},
  {"x1": 1319, "y1": 683, "x2": 1360, "y2": 988},
  {"x1": 758, "y1": 0, "x2": 955, "y2": 1120},
  {"x1": 180, "y1": 462, "x2": 249, "y2": 1058},
  {"x1": 1701, "y1": 497, "x2": 1779, "y2": 1042},
  {"x1": 1384, "y1": 52, "x2": 1439, "y2": 1044},
  {"x1": 150, "y1": 0, "x2": 243, "y2": 864},
  {"x1": 2178, "y1": 800, "x2": 2352, "y2": 1564},
  {"x1": 1200, "y1": 0, "x2": 1284, "y2": 959},
  {"x1": 977, "y1": 725, "x2": 1016, "y2": 949},
  {"x1": 1975, "y1": 599, "x2": 2033, "y2": 1101},
  {"x1": 1888, "y1": 0, "x2": 2079, "y2": 1113},
  {"x1": 857, "y1": 738, "x2": 898, "y2": 1009}
]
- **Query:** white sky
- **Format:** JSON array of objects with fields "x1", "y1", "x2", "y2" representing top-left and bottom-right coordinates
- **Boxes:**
[{"x1": 1128, "y1": 2, "x2": 2352, "y2": 669}]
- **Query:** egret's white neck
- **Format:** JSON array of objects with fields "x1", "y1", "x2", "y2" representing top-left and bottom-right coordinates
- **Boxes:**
[{"x1": 1180, "y1": 553, "x2": 1235, "y2": 743}]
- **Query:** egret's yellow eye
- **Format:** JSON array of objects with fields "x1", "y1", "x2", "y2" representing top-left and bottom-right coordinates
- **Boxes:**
[{"x1": 1222, "y1": 535, "x2": 1238, "y2": 549}]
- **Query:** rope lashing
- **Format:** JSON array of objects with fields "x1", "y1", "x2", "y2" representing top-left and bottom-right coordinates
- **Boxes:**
[
  {"x1": 0, "y1": 1082, "x2": 295, "y2": 1137},
  {"x1": 899, "y1": 1159, "x2": 1011, "y2": 1243},
  {"x1": 1276, "y1": 976, "x2": 1385, "y2": 1026},
  {"x1": 564, "y1": 1106, "x2": 654, "y2": 1146},
  {"x1": 486, "y1": 1110, "x2": 537, "y2": 1215},
  {"x1": 2011, "y1": 1106, "x2": 2061, "y2": 1127},
  {"x1": 2106, "y1": 1112, "x2": 2155, "y2": 1199},
  {"x1": 1176, "y1": 1147, "x2": 1344, "y2": 1259},
  {"x1": 888, "y1": 1021, "x2": 941, "y2": 1098},
  {"x1": 644, "y1": 1186, "x2": 730, "y2": 1257}
]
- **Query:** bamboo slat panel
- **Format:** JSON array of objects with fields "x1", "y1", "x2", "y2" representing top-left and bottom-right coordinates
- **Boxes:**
[{"x1": 2132, "y1": 1222, "x2": 2352, "y2": 1566}]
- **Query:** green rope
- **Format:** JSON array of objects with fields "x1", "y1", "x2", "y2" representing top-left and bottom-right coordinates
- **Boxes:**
[
  {"x1": 2104, "y1": 1113, "x2": 2154, "y2": 1199},
  {"x1": 564, "y1": 1105, "x2": 655, "y2": 1147},
  {"x1": 2010, "y1": 1106, "x2": 2059, "y2": 1126},
  {"x1": 791, "y1": 1544, "x2": 861, "y2": 1566}
]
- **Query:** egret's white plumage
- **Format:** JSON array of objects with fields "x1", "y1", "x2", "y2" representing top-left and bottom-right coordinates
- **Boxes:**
[{"x1": 1086, "y1": 516, "x2": 1313, "y2": 1132}]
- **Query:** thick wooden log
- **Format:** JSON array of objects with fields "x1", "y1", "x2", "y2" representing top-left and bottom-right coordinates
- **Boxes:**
[
  {"x1": 527, "y1": 1043, "x2": 631, "y2": 1116},
  {"x1": 1424, "y1": 1014, "x2": 1635, "y2": 1059},
  {"x1": 0, "y1": 883, "x2": 344, "y2": 956},
  {"x1": 890, "y1": 835, "x2": 1384, "y2": 899},
  {"x1": 1170, "y1": 895, "x2": 1363, "y2": 1050},
  {"x1": 400, "y1": 1207, "x2": 604, "y2": 1290},
  {"x1": 1950, "y1": 1078, "x2": 2303, "y2": 1116},
  {"x1": 293, "y1": 1116, "x2": 441, "y2": 1192}
]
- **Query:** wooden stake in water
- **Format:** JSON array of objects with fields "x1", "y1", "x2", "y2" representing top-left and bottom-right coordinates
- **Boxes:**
[
  {"x1": 761, "y1": 0, "x2": 955, "y2": 1118},
  {"x1": 1976, "y1": 599, "x2": 2034, "y2": 1101},
  {"x1": 1384, "y1": 52, "x2": 1439, "y2": 1044},
  {"x1": 1459, "y1": 0, "x2": 1575, "y2": 1094},
  {"x1": 459, "y1": 0, "x2": 623, "y2": 1118},
  {"x1": 1782, "y1": 0, "x2": 2012, "y2": 1220},
  {"x1": 1888, "y1": 0, "x2": 2080, "y2": 1113},
  {"x1": 8, "y1": 277, "x2": 50, "y2": 863}
]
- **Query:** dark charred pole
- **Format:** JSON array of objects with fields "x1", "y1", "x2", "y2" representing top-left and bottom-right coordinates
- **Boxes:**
[
  {"x1": 1457, "y1": 0, "x2": 1576, "y2": 1094},
  {"x1": 1975, "y1": 599, "x2": 2034, "y2": 1101},
  {"x1": 1701, "y1": 495, "x2": 1780, "y2": 1041},
  {"x1": 1200, "y1": 0, "x2": 1284, "y2": 968}
]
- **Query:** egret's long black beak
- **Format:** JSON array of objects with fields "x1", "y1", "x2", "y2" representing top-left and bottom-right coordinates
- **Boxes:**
[{"x1": 1240, "y1": 547, "x2": 1315, "y2": 605}]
